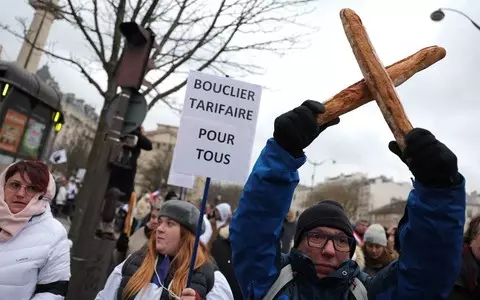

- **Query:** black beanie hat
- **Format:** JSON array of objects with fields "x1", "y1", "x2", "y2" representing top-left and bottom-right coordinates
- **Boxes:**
[{"x1": 294, "y1": 200, "x2": 355, "y2": 257}]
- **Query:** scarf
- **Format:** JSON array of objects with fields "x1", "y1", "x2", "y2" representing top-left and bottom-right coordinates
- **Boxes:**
[{"x1": 0, "y1": 165, "x2": 55, "y2": 241}]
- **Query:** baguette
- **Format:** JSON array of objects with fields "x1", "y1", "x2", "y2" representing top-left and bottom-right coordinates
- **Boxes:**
[
  {"x1": 317, "y1": 46, "x2": 445, "y2": 127},
  {"x1": 339, "y1": 8, "x2": 414, "y2": 150}
]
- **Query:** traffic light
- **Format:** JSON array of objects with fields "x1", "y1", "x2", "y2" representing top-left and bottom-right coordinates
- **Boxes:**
[
  {"x1": 116, "y1": 22, "x2": 155, "y2": 90},
  {"x1": 52, "y1": 111, "x2": 64, "y2": 132}
]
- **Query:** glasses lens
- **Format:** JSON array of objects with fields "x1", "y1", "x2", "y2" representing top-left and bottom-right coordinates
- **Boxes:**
[
  {"x1": 26, "y1": 186, "x2": 40, "y2": 194},
  {"x1": 308, "y1": 231, "x2": 351, "y2": 252},
  {"x1": 8, "y1": 182, "x2": 20, "y2": 191},
  {"x1": 307, "y1": 232, "x2": 327, "y2": 248},
  {"x1": 333, "y1": 237, "x2": 351, "y2": 252}
]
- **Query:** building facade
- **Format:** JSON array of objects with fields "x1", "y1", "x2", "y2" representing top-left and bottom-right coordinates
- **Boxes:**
[
  {"x1": 53, "y1": 93, "x2": 98, "y2": 150},
  {"x1": 369, "y1": 200, "x2": 406, "y2": 228},
  {"x1": 291, "y1": 184, "x2": 310, "y2": 212},
  {"x1": 36, "y1": 65, "x2": 98, "y2": 155},
  {"x1": 358, "y1": 176, "x2": 412, "y2": 221},
  {"x1": 322, "y1": 173, "x2": 412, "y2": 222},
  {"x1": 466, "y1": 191, "x2": 480, "y2": 228}
]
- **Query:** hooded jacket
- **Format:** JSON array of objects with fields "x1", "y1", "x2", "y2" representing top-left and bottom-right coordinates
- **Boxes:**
[
  {"x1": 230, "y1": 138, "x2": 466, "y2": 300},
  {"x1": 0, "y1": 164, "x2": 71, "y2": 299}
]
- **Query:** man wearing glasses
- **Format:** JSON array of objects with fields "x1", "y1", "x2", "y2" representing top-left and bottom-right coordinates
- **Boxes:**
[{"x1": 230, "y1": 100, "x2": 466, "y2": 299}]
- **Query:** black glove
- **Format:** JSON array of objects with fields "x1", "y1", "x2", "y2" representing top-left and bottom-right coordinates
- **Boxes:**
[
  {"x1": 273, "y1": 100, "x2": 340, "y2": 157},
  {"x1": 116, "y1": 232, "x2": 130, "y2": 253},
  {"x1": 388, "y1": 128, "x2": 461, "y2": 188}
]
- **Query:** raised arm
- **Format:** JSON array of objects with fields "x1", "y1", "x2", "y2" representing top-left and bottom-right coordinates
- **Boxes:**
[
  {"x1": 367, "y1": 128, "x2": 466, "y2": 299},
  {"x1": 230, "y1": 100, "x2": 339, "y2": 299}
]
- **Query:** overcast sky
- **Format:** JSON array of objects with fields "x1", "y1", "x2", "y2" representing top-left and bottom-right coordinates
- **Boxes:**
[{"x1": 1, "y1": 0, "x2": 479, "y2": 192}]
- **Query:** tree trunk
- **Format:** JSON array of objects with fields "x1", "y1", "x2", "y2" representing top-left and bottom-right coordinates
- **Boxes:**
[{"x1": 68, "y1": 85, "x2": 117, "y2": 241}]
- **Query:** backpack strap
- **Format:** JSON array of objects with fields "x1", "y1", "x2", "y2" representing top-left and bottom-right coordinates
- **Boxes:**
[
  {"x1": 262, "y1": 264, "x2": 294, "y2": 300},
  {"x1": 203, "y1": 262, "x2": 218, "y2": 294},
  {"x1": 262, "y1": 264, "x2": 368, "y2": 300},
  {"x1": 349, "y1": 277, "x2": 368, "y2": 300}
]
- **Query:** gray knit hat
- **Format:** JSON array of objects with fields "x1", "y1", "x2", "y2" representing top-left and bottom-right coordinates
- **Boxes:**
[
  {"x1": 364, "y1": 224, "x2": 387, "y2": 247},
  {"x1": 159, "y1": 200, "x2": 205, "y2": 234}
]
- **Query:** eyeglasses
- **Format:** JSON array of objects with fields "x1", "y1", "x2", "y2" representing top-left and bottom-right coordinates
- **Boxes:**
[
  {"x1": 306, "y1": 231, "x2": 353, "y2": 252},
  {"x1": 6, "y1": 181, "x2": 41, "y2": 195}
]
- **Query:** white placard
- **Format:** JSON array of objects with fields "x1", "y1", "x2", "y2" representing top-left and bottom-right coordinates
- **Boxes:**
[
  {"x1": 171, "y1": 71, "x2": 262, "y2": 183},
  {"x1": 167, "y1": 170, "x2": 195, "y2": 189}
]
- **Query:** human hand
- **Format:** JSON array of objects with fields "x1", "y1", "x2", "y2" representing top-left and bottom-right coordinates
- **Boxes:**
[
  {"x1": 274, "y1": 100, "x2": 340, "y2": 158},
  {"x1": 388, "y1": 128, "x2": 461, "y2": 188},
  {"x1": 180, "y1": 288, "x2": 197, "y2": 300}
]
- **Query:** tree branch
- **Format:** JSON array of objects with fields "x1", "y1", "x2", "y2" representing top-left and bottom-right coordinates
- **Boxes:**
[
  {"x1": 143, "y1": 0, "x2": 227, "y2": 96},
  {"x1": 108, "y1": 0, "x2": 127, "y2": 72},
  {"x1": 129, "y1": 0, "x2": 144, "y2": 22},
  {"x1": 65, "y1": 0, "x2": 108, "y2": 68},
  {"x1": 154, "y1": 0, "x2": 189, "y2": 59},
  {"x1": 92, "y1": 0, "x2": 106, "y2": 59},
  {"x1": 140, "y1": 0, "x2": 161, "y2": 26},
  {"x1": 0, "y1": 24, "x2": 105, "y2": 97}
]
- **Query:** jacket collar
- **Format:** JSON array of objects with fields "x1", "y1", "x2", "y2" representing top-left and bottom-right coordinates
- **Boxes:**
[{"x1": 28, "y1": 204, "x2": 51, "y2": 225}]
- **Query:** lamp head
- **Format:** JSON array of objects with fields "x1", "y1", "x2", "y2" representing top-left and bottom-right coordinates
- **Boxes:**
[{"x1": 431, "y1": 9, "x2": 445, "y2": 22}]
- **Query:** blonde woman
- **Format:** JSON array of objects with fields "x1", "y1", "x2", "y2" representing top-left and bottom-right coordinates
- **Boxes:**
[
  {"x1": 362, "y1": 224, "x2": 398, "y2": 276},
  {"x1": 96, "y1": 200, "x2": 233, "y2": 300}
]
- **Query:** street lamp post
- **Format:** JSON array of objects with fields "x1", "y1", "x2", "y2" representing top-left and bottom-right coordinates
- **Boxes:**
[
  {"x1": 308, "y1": 158, "x2": 336, "y2": 192},
  {"x1": 431, "y1": 8, "x2": 480, "y2": 31}
]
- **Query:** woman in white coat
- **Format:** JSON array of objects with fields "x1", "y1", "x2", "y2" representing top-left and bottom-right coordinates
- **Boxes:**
[
  {"x1": 0, "y1": 160, "x2": 71, "y2": 299},
  {"x1": 96, "y1": 200, "x2": 233, "y2": 300}
]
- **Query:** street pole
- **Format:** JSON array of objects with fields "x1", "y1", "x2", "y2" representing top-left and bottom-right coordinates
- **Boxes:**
[
  {"x1": 308, "y1": 158, "x2": 336, "y2": 193},
  {"x1": 66, "y1": 22, "x2": 155, "y2": 300}
]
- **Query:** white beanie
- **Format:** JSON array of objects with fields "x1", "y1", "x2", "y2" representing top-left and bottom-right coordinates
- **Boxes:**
[
  {"x1": 215, "y1": 203, "x2": 232, "y2": 228},
  {"x1": 364, "y1": 224, "x2": 387, "y2": 247},
  {"x1": 216, "y1": 203, "x2": 232, "y2": 222}
]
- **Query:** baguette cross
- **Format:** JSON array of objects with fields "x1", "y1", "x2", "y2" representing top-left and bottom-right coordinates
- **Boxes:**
[{"x1": 316, "y1": 8, "x2": 446, "y2": 150}]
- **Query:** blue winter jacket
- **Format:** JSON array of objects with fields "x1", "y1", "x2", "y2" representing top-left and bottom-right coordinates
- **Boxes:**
[{"x1": 230, "y1": 138, "x2": 466, "y2": 300}]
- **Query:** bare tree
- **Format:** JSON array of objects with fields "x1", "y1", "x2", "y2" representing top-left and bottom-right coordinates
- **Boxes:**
[
  {"x1": 206, "y1": 182, "x2": 243, "y2": 209},
  {"x1": 2, "y1": 0, "x2": 315, "y2": 109},
  {"x1": 303, "y1": 181, "x2": 365, "y2": 217},
  {"x1": 1, "y1": 0, "x2": 316, "y2": 178},
  {"x1": 137, "y1": 148, "x2": 173, "y2": 194}
]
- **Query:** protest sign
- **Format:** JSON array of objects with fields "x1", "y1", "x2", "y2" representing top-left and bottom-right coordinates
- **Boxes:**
[{"x1": 171, "y1": 71, "x2": 262, "y2": 182}]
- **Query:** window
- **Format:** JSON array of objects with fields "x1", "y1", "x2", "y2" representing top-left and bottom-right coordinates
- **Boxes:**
[
  {"x1": 18, "y1": 103, "x2": 50, "y2": 159},
  {"x1": 0, "y1": 87, "x2": 31, "y2": 155},
  {"x1": 0, "y1": 109, "x2": 28, "y2": 153}
]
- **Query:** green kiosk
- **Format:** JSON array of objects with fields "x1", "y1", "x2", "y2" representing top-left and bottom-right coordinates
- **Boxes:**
[{"x1": 0, "y1": 61, "x2": 64, "y2": 170}]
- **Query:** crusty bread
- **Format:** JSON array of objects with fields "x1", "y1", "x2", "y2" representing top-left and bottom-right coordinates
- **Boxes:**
[
  {"x1": 317, "y1": 46, "x2": 445, "y2": 131},
  {"x1": 337, "y1": 8, "x2": 419, "y2": 149}
]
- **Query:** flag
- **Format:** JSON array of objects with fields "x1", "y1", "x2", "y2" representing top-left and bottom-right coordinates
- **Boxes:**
[{"x1": 49, "y1": 149, "x2": 67, "y2": 164}]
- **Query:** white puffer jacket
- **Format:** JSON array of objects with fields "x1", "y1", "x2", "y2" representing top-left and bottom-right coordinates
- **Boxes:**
[{"x1": 0, "y1": 205, "x2": 71, "y2": 299}]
